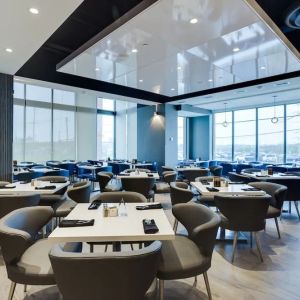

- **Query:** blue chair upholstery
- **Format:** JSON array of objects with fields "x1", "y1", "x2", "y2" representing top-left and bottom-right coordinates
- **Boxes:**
[
  {"x1": 209, "y1": 161, "x2": 218, "y2": 167},
  {"x1": 108, "y1": 162, "x2": 120, "y2": 175},
  {"x1": 197, "y1": 161, "x2": 209, "y2": 168},
  {"x1": 118, "y1": 163, "x2": 131, "y2": 173},
  {"x1": 235, "y1": 164, "x2": 252, "y2": 174},
  {"x1": 272, "y1": 166, "x2": 288, "y2": 173},
  {"x1": 219, "y1": 163, "x2": 233, "y2": 176}
]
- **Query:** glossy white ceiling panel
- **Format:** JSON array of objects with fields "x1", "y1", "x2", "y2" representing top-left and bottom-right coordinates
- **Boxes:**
[{"x1": 58, "y1": 0, "x2": 300, "y2": 97}]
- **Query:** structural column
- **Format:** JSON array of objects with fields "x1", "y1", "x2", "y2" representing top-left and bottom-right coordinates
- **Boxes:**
[{"x1": 0, "y1": 73, "x2": 13, "y2": 181}]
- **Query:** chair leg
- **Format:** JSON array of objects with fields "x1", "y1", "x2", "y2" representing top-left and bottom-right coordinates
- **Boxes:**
[
  {"x1": 105, "y1": 244, "x2": 108, "y2": 252},
  {"x1": 24, "y1": 284, "x2": 27, "y2": 293},
  {"x1": 250, "y1": 232, "x2": 253, "y2": 248},
  {"x1": 274, "y1": 217, "x2": 281, "y2": 239},
  {"x1": 231, "y1": 231, "x2": 238, "y2": 263},
  {"x1": 90, "y1": 244, "x2": 94, "y2": 253},
  {"x1": 8, "y1": 282, "x2": 16, "y2": 300},
  {"x1": 193, "y1": 276, "x2": 198, "y2": 287},
  {"x1": 254, "y1": 232, "x2": 263, "y2": 262},
  {"x1": 130, "y1": 244, "x2": 134, "y2": 251},
  {"x1": 289, "y1": 201, "x2": 292, "y2": 213},
  {"x1": 159, "y1": 279, "x2": 164, "y2": 300},
  {"x1": 203, "y1": 272, "x2": 212, "y2": 300},
  {"x1": 173, "y1": 219, "x2": 178, "y2": 233},
  {"x1": 294, "y1": 201, "x2": 300, "y2": 220}
]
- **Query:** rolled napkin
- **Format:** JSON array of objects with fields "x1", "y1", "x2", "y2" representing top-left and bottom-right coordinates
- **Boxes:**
[
  {"x1": 147, "y1": 174, "x2": 154, "y2": 177},
  {"x1": 256, "y1": 175, "x2": 270, "y2": 177},
  {"x1": 206, "y1": 187, "x2": 219, "y2": 192},
  {"x1": 50, "y1": 180, "x2": 67, "y2": 183},
  {"x1": 241, "y1": 187, "x2": 261, "y2": 191},
  {"x1": 59, "y1": 219, "x2": 95, "y2": 227},
  {"x1": 35, "y1": 185, "x2": 56, "y2": 190},
  {"x1": 136, "y1": 203, "x2": 163, "y2": 210},
  {"x1": 143, "y1": 219, "x2": 159, "y2": 234}
]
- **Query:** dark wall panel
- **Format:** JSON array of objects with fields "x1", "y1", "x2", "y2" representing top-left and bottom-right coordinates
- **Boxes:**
[{"x1": 0, "y1": 73, "x2": 13, "y2": 181}]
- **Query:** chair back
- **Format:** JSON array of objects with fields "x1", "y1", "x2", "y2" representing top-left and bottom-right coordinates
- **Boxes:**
[
  {"x1": 235, "y1": 164, "x2": 251, "y2": 174},
  {"x1": 93, "y1": 191, "x2": 147, "y2": 203},
  {"x1": 249, "y1": 182, "x2": 287, "y2": 209},
  {"x1": 272, "y1": 166, "x2": 288, "y2": 173},
  {"x1": 67, "y1": 181, "x2": 91, "y2": 203},
  {"x1": 228, "y1": 172, "x2": 252, "y2": 183},
  {"x1": 209, "y1": 166, "x2": 223, "y2": 176},
  {"x1": 163, "y1": 171, "x2": 177, "y2": 184},
  {"x1": 170, "y1": 182, "x2": 193, "y2": 206},
  {"x1": 197, "y1": 161, "x2": 209, "y2": 168},
  {"x1": 242, "y1": 168, "x2": 262, "y2": 174},
  {"x1": 161, "y1": 166, "x2": 175, "y2": 173},
  {"x1": 121, "y1": 177, "x2": 155, "y2": 198},
  {"x1": 118, "y1": 163, "x2": 131, "y2": 173},
  {"x1": 49, "y1": 241, "x2": 161, "y2": 300},
  {"x1": 214, "y1": 194, "x2": 271, "y2": 232},
  {"x1": 219, "y1": 163, "x2": 233, "y2": 176},
  {"x1": 0, "y1": 207, "x2": 53, "y2": 267},
  {"x1": 97, "y1": 172, "x2": 113, "y2": 191},
  {"x1": 209, "y1": 160, "x2": 218, "y2": 167},
  {"x1": 181, "y1": 169, "x2": 210, "y2": 182},
  {"x1": 172, "y1": 203, "x2": 220, "y2": 258}
]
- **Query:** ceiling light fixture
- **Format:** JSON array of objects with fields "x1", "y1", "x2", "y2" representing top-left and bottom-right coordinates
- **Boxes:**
[
  {"x1": 208, "y1": 79, "x2": 213, "y2": 82},
  {"x1": 95, "y1": 67, "x2": 100, "y2": 71},
  {"x1": 29, "y1": 7, "x2": 39, "y2": 14},
  {"x1": 233, "y1": 47, "x2": 240, "y2": 52},
  {"x1": 5, "y1": 48, "x2": 13, "y2": 53},
  {"x1": 131, "y1": 49, "x2": 138, "y2": 53},
  {"x1": 171, "y1": 88, "x2": 175, "y2": 91},
  {"x1": 177, "y1": 66, "x2": 182, "y2": 70},
  {"x1": 190, "y1": 18, "x2": 198, "y2": 24},
  {"x1": 260, "y1": 66, "x2": 266, "y2": 70},
  {"x1": 271, "y1": 96, "x2": 279, "y2": 124},
  {"x1": 223, "y1": 102, "x2": 229, "y2": 127}
]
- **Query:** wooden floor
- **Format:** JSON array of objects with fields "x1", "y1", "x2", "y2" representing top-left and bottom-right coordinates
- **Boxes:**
[{"x1": 1, "y1": 193, "x2": 300, "y2": 300}]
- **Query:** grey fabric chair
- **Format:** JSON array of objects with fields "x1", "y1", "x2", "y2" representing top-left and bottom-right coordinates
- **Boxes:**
[
  {"x1": 157, "y1": 203, "x2": 221, "y2": 300},
  {"x1": 0, "y1": 207, "x2": 81, "y2": 300},
  {"x1": 121, "y1": 177, "x2": 155, "y2": 201},
  {"x1": 53, "y1": 181, "x2": 91, "y2": 219},
  {"x1": 181, "y1": 169, "x2": 210, "y2": 183},
  {"x1": 228, "y1": 172, "x2": 252, "y2": 183},
  {"x1": 98, "y1": 172, "x2": 121, "y2": 192},
  {"x1": 0, "y1": 193, "x2": 40, "y2": 219},
  {"x1": 49, "y1": 241, "x2": 162, "y2": 300},
  {"x1": 195, "y1": 176, "x2": 227, "y2": 207},
  {"x1": 89, "y1": 192, "x2": 147, "y2": 252},
  {"x1": 38, "y1": 176, "x2": 68, "y2": 206},
  {"x1": 170, "y1": 182, "x2": 194, "y2": 232},
  {"x1": 214, "y1": 194, "x2": 271, "y2": 262},
  {"x1": 161, "y1": 166, "x2": 175, "y2": 173},
  {"x1": 155, "y1": 171, "x2": 177, "y2": 194},
  {"x1": 249, "y1": 182, "x2": 287, "y2": 238}
]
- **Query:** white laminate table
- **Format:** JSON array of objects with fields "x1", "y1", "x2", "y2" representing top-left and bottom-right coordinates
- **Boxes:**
[
  {"x1": 117, "y1": 172, "x2": 160, "y2": 180},
  {"x1": 0, "y1": 181, "x2": 70, "y2": 195},
  {"x1": 241, "y1": 172, "x2": 299, "y2": 181},
  {"x1": 191, "y1": 181, "x2": 266, "y2": 196},
  {"x1": 49, "y1": 203, "x2": 174, "y2": 243}
]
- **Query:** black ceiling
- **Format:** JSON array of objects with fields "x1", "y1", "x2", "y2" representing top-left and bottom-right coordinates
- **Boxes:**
[{"x1": 16, "y1": 0, "x2": 300, "y2": 103}]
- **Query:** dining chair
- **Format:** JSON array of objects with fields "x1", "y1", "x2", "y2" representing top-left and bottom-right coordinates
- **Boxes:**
[
  {"x1": 157, "y1": 203, "x2": 220, "y2": 300},
  {"x1": 0, "y1": 207, "x2": 82, "y2": 300},
  {"x1": 97, "y1": 171, "x2": 121, "y2": 192},
  {"x1": 49, "y1": 241, "x2": 161, "y2": 300},
  {"x1": 155, "y1": 171, "x2": 177, "y2": 194},
  {"x1": 181, "y1": 169, "x2": 210, "y2": 183},
  {"x1": 209, "y1": 166, "x2": 223, "y2": 176},
  {"x1": 249, "y1": 182, "x2": 287, "y2": 238},
  {"x1": 228, "y1": 172, "x2": 252, "y2": 183},
  {"x1": 214, "y1": 194, "x2": 271, "y2": 262}
]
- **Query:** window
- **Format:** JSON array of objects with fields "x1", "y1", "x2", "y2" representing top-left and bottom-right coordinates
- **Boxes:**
[
  {"x1": 214, "y1": 112, "x2": 232, "y2": 161},
  {"x1": 26, "y1": 85, "x2": 51, "y2": 102},
  {"x1": 97, "y1": 114, "x2": 114, "y2": 159},
  {"x1": 13, "y1": 82, "x2": 24, "y2": 99},
  {"x1": 234, "y1": 109, "x2": 256, "y2": 162},
  {"x1": 97, "y1": 98, "x2": 115, "y2": 111},
  {"x1": 258, "y1": 106, "x2": 284, "y2": 164},
  {"x1": 53, "y1": 109, "x2": 76, "y2": 160},
  {"x1": 53, "y1": 89, "x2": 75, "y2": 105},
  {"x1": 25, "y1": 106, "x2": 52, "y2": 162},
  {"x1": 177, "y1": 117, "x2": 185, "y2": 160},
  {"x1": 13, "y1": 104, "x2": 24, "y2": 162},
  {"x1": 286, "y1": 103, "x2": 300, "y2": 164}
]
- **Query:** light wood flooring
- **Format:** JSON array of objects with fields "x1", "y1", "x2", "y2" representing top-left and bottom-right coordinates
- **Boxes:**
[{"x1": 1, "y1": 193, "x2": 300, "y2": 300}]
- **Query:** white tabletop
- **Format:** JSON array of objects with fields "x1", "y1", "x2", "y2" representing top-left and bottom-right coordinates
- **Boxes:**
[
  {"x1": 77, "y1": 165, "x2": 100, "y2": 170},
  {"x1": 117, "y1": 172, "x2": 159, "y2": 179},
  {"x1": 176, "y1": 167, "x2": 208, "y2": 171},
  {"x1": 241, "y1": 172, "x2": 299, "y2": 180},
  {"x1": 0, "y1": 181, "x2": 69, "y2": 195},
  {"x1": 49, "y1": 203, "x2": 174, "y2": 243},
  {"x1": 191, "y1": 181, "x2": 266, "y2": 196}
]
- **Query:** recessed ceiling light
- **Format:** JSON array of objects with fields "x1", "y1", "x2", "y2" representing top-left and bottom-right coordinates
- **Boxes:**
[
  {"x1": 95, "y1": 68, "x2": 100, "y2": 71},
  {"x1": 131, "y1": 49, "x2": 138, "y2": 53},
  {"x1": 208, "y1": 79, "x2": 213, "y2": 82},
  {"x1": 177, "y1": 66, "x2": 182, "y2": 70},
  {"x1": 190, "y1": 18, "x2": 198, "y2": 24},
  {"x1": 5, "y1": 48, "x2": 13, "y2": 53},
  {"x1": 139, "y1": 79, "x2": 143, "y2": 82},
  {"x1": 171, "y1": 88, "x2": 175, "y2": 91},
  {"x1": 29, "y1": 7, "x2": 39, "y2": 14},
  {"x1": 233, "y1": 47, "x2": 240, "y2": 52},
  {"x1": 260, "y1": 66, "x2": 266, "y2": 70}
]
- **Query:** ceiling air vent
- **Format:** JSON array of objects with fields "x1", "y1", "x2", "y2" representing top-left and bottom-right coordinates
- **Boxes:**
[{"x1": 285, "y1": 2, "x2": 300, "y2": 29}]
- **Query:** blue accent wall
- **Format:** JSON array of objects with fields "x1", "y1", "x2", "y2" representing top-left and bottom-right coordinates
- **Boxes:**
[{"x1": 189, "y1": 115, "x2": 212, "y2": 160}]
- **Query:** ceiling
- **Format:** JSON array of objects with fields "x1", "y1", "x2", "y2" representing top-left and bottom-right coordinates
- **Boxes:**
[
  {"x1": 57, "y1": 0, "x2": 300, "y2": 97},
  {"x1": 170, "y1": 76, "x2": 300, "y2": 111},
  {"x1": 12, "y1": 0, "x2": 300, "y2": 104},
  {"x1": 0, "y1": 0, "x2": 83, "y2": 74}
]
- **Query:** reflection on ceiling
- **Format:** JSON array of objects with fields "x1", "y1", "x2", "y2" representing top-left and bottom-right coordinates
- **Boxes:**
[
  {"x1": 58, "y1": 0, "x2": 300, "y2": 97},
  {"x1": 170, "y1": 77, "x2": 300, "y2": 111}
]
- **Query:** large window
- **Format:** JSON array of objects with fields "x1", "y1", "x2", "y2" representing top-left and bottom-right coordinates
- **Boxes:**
[
  {"x1": 177, "y1": 117, "x2": 185, "y2": 160},
  {"x1": 97, "y1": 114, "x2": 114, "y2": 159},
  {"x1": 13, "y1": 104, "x2": 24, "y2": 161},
  {"x1": 286, "y1": 103, "x2": 300, "y2": 163},
  {"x1": 26, "y1": 85, "x2": 51, "y2": 102},
  {"x1": 234, "y1": 109, "x2": 256, "y2": 162},
  {"x1": 214, "y1": 112, "x2": 232, "y2": 161},
  {"x1": 258, "y1": 106, "x2": 284, "y2": 164}
]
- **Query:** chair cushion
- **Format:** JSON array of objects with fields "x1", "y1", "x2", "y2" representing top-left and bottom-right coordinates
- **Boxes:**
[
  {"x1": 157, "y1": 235, "x2": 210, "y2": 280},
  {"x1": 11, "y1": 239, "x2": 81, "y2": 285},
  {"x1": 154, "y1": 182, "x2": 170, "y2": 194},
  {"x1": 266, "y1": 205, "x2": 281, "y2": 219},
  {"x1": 53, "y1": 199, "x2": 76, "y2": 217}
]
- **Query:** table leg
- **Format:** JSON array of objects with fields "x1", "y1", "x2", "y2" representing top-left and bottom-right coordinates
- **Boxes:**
[{"x1": 112, "y1": 242, "x2": 121, "y2": 252}]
